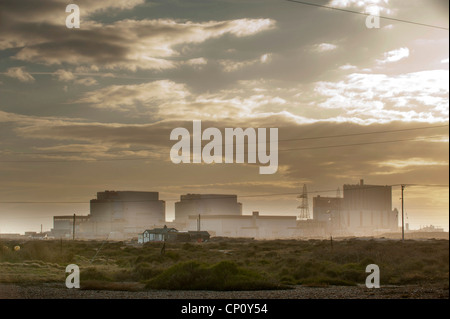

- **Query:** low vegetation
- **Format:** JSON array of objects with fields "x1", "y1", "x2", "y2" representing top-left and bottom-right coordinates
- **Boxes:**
[{"x1": 0, "y1": 238, "x2": 448, "y2": 290}]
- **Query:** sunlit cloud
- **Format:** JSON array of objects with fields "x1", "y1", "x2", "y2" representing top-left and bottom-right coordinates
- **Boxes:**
[
  {"x1": 377, "y1": 158, "x2": 449, "y2": 168},
  {"x1": 313, "y1": 43, "x2": 338, "y2": 53},
  {"x1": 377, "y1": 47, "x2": 410, "y2": 64},
  {"x1": 4, "y1": 67, "x2": 35, "y2": 83}
]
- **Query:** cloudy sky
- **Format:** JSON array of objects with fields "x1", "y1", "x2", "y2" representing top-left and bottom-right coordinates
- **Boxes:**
[{"x1": 0, "y1": 0, "x2": 448, "y2": 234}]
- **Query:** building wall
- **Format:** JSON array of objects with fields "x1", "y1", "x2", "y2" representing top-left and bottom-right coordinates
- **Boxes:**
[
  {"x1": 51, "y1": 215, "x2": 90, "y2": 238},
  {"x1": 343, "y1": 181, "x2": 392, "y2": 212},
  {"x1": 342, "y1": 180, "x2": 397, "y2": 234},
  {"x1": 175, "y1": 194, "x2": 242, "y2": 223},
  {"x1": 313, "y1": 196, "x2": 344, "y2": 226},
  {"x1": 187, "y1": 212, "x2": 297, "y2": 239},
  {"x1": 89, "y1": 191, "x2": 165, "y2": 236}
]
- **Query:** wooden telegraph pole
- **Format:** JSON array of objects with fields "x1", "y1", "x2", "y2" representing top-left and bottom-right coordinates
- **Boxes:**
[
  {"x1": 401, "y1": 185, "x2": 405, "y2": 241},
  {"x1": 73, "y1": 213, "x2": 76, "y2": 241}
]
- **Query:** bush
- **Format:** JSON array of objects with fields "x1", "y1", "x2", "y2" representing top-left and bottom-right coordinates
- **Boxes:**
[
  {"x1": 145, "y1": 260, "x2": 284, "y2": 291},
  {"x1": 132, "y1": 262, "x2": 164, "y2": 281}
]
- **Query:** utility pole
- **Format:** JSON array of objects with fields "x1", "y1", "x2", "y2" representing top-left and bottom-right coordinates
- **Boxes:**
[
  {"x1": 73, "y1": 213, "x2": 76, "y2": 241},
  {"x1": 401, "y1": 185, "x2": 405, "y2": 242}
]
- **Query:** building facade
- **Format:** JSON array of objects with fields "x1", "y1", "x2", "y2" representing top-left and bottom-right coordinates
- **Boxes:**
[
  {"x1": 175, "y1": 194, "x2": 242, "y2": 224},
  {"x1": 342, "y1": 180, "x2": 398, "y2": 235},
  {"x1": 187, "y1": 211, "x2": 297, "y2": 239},
  {"x1": 312, "y1": 195, "x2": 345, "y2": 236},
  {"x1": 89, "y1": 191, "x2": 165, "y2": 237},
  {"x1": 51, "y1": 215, "x2": 90, "y2": 238}
]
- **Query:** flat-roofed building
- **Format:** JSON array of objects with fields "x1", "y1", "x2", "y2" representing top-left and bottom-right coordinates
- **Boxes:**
[
  {"x1": 175, "y1": 194, "x2": 242, "y2": 224},
  {"x1": 89, "y1": 190, "x2": 165, "y2": 237},
  {"x1": 187, "y1": 211, "x2": 297, "y2": 239},
  {"x1": 343, "y1": 179, "x2": 398, "y2": 235},
  {"x1": 313, "y1": 195, "x2": 345, "y2": 236},
  {"x1": 50, "y1": 215, "x2": 90, "y2": 238}
]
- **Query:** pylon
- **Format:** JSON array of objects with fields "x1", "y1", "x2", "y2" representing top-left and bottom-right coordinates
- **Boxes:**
[{"x1": 297, "y1": 184, "x2": 310, "y2": 220}]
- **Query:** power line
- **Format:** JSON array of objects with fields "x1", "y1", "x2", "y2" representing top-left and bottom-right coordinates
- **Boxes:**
[
  {"x1": 279, "y1": 135, "x2": 446, "y2": 152},
  {"x1": 0, "y1": 133, "x2": 445, "y2": 163},
  {"x1": 0, "y1": 183, "x2": 447, "y2": 204},
  {"x1": 1, "y1": 124, "x2": 447, "y2": 156},
  {"x1": 281, "y1": 125, "x2": 449, "y2": 142},
  {"x1": 285, "y1": 0, "x2": 449, "y2": 31},
  {"x1": 404, "y1": 184, "x2": 450, "y2": 188}
]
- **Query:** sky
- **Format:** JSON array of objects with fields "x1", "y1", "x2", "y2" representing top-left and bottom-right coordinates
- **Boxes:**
[{"x1": 0, "y1": 0, "x2": 448, "y2": 234}]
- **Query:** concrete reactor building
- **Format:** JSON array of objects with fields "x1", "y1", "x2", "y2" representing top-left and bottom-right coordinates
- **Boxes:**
[
  {"x1": 175, "y1": 194, "x2": 242, "y2": 223},
  {"x1": 312, "y1": 180, "x2": 399, "y2": 236},
  {"x1": 343, "y1": 180, "x2": 398, "y2": 234},
  {"x1": 174, "y1": 194, "x2": 297, "y2": 239},
  {"x1": 51, "y1": 190, "x2": 165, "y2": 239},
  {"x1": 89, "y1": 191, "x2": 165, "y2": 237}
]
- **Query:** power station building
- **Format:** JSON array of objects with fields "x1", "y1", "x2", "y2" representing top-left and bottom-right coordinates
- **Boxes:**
[
  {"x1": 312, "y1": 180, "x2": 399, "y2": 236},
  {"x1": 343, "y1": 180, "x2": 398, "y2": 234},
  {"x1": 175, "y1": 194, "x2": 242, "y2": 223},
  {"x1": 186, "y1": 211, "x2": 297, "y2": 239},
  {"x1": 89, "y1": 191, "x2": 165, "y2": 237},
  {"x1": 50, "y1": 215, "x2": 90, "y2": 239},
  {"x1": 50, "y1": 191, "x2": 165, "y2": 239},
  {"x1": 50, "y1": 181, "x2": 399, "y2": 240},
  {"x1": 174, "y1": 194, "x2": 296, "y2": 239}
]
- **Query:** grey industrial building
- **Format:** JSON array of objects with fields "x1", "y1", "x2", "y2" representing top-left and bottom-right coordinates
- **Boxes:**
[
  {"x1": 175, "y1": 194, "x2": 242, "y2": 224},
  {"x1": 312, "y1": 180, "x2": 399, "y2": 236},
  {"x1": 51, "y1": 191, "x2": 165, "y2": 239},
  {"x1": 186, "y1": 211, "x2": 297, "y2": 239},
  {"x1": 89, "y1": 191, "x2": 165, "y2": 237}
]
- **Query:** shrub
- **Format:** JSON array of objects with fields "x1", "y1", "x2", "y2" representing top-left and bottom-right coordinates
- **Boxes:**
[{"x1": 145, "y1": 260, "x2": 284, "y2": 291}]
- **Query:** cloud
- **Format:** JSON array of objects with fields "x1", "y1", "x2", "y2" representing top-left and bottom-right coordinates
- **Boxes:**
[
  {"x1": 314, "y1": 70, "x2": 449, "y2": 123},
  {"x1": 377, "y1": 158, "x2": 449, "y2": 169},
  {"x1": 75, "y1": 77, "x2": 98, "y2": 86},
  {"x1": 185, "y1": 57, "x2": 208, "y2": 68},
  {"x1": 312, "y1": 43, "x2": 338, "y2": 53},
  {"x1": 339, "y1": 64, "x2": 357, "y2": 71},
  {"x1": 4, "y1": 67, "x2": 35, "y2": 82},
  {"x1": 260, "y1": 53, "x2": 272, "y2": 63},
  {"x1": 329, "y1": 0, "x2": 392, "y2": 14},
  {"x1": 53, "y1": 69, "x2": 98, "y2": 86},
  {"x1": 219, "y1": 53, "x2": 272, "y2": 72},
  {"x1": 377, "y1": 47, "x2": 410, "y2": 64},
  {"x1": 72, "y1": 79, "x2": 294, "y2": 121},
  {"x1": 3, "y1": 9, "x2": 275, "y2": 71},
  {"x1": 0, "y1": 0, "x2": 145, "y2": 26},
  {"x1": 71, "y1": 66, "x2": 449, "y2": 124},
  {"x1": 53, "y1": 69, "x2": 76, "y2": 82},
  {"x1": 74, "y1": 80, "x2": 191, "y2": 110}
]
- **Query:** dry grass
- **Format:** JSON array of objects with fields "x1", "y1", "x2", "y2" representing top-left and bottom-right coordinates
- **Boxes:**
[{"x1": 0, "y1": 238, "x2": 448, "y2": 289}]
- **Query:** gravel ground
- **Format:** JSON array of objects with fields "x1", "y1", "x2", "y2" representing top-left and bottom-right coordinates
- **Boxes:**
[{"x1": 0, "y1": 283, "x2": 448, "y2": 299}]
